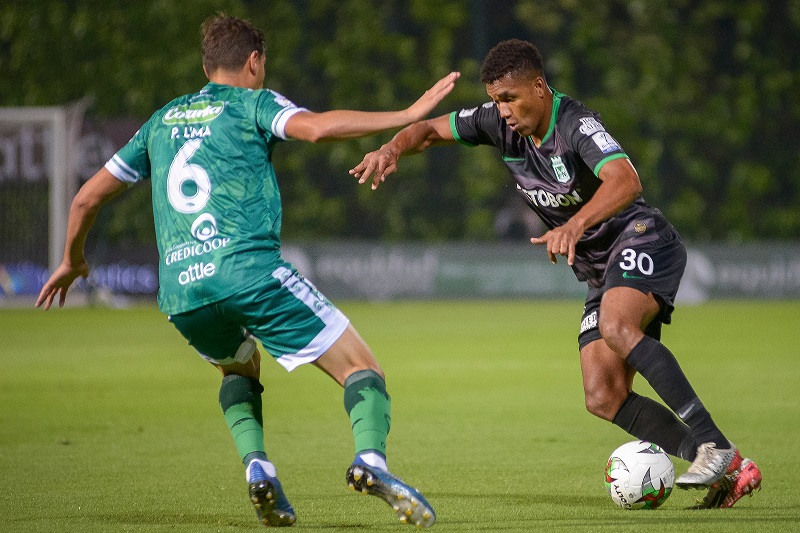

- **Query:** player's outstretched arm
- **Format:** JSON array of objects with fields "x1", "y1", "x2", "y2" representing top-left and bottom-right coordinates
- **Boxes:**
[
  {"x1": 405, "y1": 71, "x2": 462, "y2": 123},
  {"x1": 350, "y1": 114, "x2": 455, "y2": 190},
  {"x1": 36, "y1": 168, "x2": 127, "y2": 310},
  {"x1": 284, "y1": 72, "x2": 459, "y2": 142}
]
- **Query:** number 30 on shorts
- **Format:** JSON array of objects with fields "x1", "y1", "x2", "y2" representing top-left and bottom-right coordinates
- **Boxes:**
[{"x1": 619, "y1": 248, "x2": 654, "y2": 275}]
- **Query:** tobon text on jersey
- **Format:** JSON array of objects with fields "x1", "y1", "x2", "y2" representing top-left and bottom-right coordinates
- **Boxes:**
[{"x1": 519, "y1": 187, "x2": 584, "y2": 208}]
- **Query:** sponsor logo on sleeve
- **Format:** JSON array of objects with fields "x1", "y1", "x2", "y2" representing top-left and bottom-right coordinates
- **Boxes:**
[
  {"x1": 268, "y1": 90, "x2": 296, "y2": 108},
  {"x1": 459, "y1": 107, "x2": 478, "y2": 117},
  {"x1": 578, "y1": 117, "x2": 605, "y2": 135},
  {"x1": 591, "y1": 131, "x2": 621, "y2": 153}
]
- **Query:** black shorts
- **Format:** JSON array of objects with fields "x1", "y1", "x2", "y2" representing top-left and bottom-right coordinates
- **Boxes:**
[{"x1": 578, "y1": 227, "x2": 687, "y2": 349}]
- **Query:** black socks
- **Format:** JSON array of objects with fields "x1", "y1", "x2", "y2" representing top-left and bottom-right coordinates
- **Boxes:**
[
  {"x1": 612, "y1": 391, "x2": 698, "y2": 461},
  {"x1": 626, "y1": 336, "x2": 728, "y2": 450}
]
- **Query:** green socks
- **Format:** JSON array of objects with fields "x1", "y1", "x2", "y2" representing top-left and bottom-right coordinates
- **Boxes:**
[
  {"x1": 343, "y1": 370, "x2": 391, "y2": 457},
  {"x1": 219, "y1": 374, "x2": 266, "y2": 464},
  {"x1": 220, "y1": 370, "x2": 391, "y2": 469}
]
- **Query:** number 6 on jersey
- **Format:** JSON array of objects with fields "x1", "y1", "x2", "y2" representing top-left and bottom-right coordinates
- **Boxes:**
[{"x1": 168, "y1": 138, "x2": 211, "y2": 214}]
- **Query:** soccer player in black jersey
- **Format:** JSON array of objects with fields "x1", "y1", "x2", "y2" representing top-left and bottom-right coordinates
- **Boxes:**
[{"x1": 351, "y1": 39, "x2": 761, "y2": 509}]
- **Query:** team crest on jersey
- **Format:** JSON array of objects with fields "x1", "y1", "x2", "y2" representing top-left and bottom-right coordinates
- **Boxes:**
[
  {"x1": 578, "y1": 117, "x2": 604, "y2": 135},
  {"x1": 551, "y1": 156, "x2": 570, "y2": 183}
]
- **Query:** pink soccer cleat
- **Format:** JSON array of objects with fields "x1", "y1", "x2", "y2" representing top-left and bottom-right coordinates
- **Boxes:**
[
  {"x1": 720, "y1": 458, "x2": 762, "y2": 508},
  {"x1": 695, "y1": 451, "x2": 762, "y2": 509}
]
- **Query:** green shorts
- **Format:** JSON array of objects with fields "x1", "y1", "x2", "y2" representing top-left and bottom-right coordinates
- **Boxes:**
[{"x1": 168, "y1": 263, "x2": 349, "y2": 371}]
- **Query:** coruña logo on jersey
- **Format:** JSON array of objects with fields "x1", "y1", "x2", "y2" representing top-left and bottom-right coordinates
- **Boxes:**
[
  {"x1": 551, "y1": 156, "x2": 570, "y2": 183},
  {"x1": 162, "y1": 101, "x2": 225, "y2": 125}
]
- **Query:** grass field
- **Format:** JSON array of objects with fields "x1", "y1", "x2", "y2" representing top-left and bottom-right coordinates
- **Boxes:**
[{"x1": 1, "y1": 299, "x2": 798, "y2": 532}]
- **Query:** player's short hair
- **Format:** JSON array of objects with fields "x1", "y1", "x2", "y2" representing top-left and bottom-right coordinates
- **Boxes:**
[
  {"x1": 480, "y1": 39, "x2": 544, "y2": 84},
  {"x1": 201, "y1": 14, "x2": 265, "y2": 74}
]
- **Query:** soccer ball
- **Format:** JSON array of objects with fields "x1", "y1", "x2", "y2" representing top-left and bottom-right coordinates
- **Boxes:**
[{"x1": 604, "y1": 440, "x2": 674, "y2": 510}]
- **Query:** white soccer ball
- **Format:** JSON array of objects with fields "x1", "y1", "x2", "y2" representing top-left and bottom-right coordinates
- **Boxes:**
[{"x1": 604, "y1": 440, "x2": 674, "y2": 510}]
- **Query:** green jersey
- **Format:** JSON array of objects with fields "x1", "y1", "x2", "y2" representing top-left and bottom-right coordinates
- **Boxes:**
[{"x1": 105, "y1": 82, "x2": 307, "y2": 314}]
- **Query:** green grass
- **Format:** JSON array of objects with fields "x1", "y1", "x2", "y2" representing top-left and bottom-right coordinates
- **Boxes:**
[{"x1": 1, "y1": 299, "x2": 798, "y2": 532}]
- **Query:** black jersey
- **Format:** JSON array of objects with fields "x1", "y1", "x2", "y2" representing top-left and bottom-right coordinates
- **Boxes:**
[{"x1": 450, "y1": 89, "x2": 676, "y2": 287}]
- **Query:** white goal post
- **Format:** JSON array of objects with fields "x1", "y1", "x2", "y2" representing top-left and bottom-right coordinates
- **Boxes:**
[{"x1": 0, "y1": 100, "x2": 88, "y2": 276}]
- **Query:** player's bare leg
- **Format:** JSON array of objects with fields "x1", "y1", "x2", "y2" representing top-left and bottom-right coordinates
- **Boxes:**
[
  {"x1": 312, "y1": 324, "x2": 383, "y2": 385},
  {"x1": 597, "y1": 286, "x2": 659, "y2": 357},
  {"x1": 580, "y1": 338, "x2": 635, "y2": 422}
]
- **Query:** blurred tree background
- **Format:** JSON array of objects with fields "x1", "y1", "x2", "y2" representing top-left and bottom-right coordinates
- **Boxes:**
[{"x1": 1, "y1": 0, "x2": 799, "y2": 244}]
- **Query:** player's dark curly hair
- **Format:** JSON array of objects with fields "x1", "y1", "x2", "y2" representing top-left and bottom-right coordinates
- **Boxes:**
[
  {"x1": 480, "y1": 39, "x2": 544, "y2": 84},
  {"x1": 201, "y1": 14, "x2": 265, "y2": 74}
]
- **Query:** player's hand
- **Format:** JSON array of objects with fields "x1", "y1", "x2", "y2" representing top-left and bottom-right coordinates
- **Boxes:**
[
  {"x1": 35, "y1": 261, "x2": 89, "y2": 310},
  {"x1": 405, "y1": 72, "x2": 460, "y2": 122},
  {"x1": 350, "y1": 145, "x2": 400, "y2": 190},
  {"x1": 530, "y1": 220, "x2": 585, "y2": 266}
]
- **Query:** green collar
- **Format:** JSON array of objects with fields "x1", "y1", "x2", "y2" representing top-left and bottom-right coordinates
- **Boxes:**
[{"x1": 537, "y1": 87, "x2": 563, "y2": 145}]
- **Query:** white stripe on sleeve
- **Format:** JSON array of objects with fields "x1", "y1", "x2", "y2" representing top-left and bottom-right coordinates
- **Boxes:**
[
  {"x1": 272, "y1": 106, "x2": 307, "y2": 140},
  {"x1": 104, "y1": 155, "x2": 141, "y2": 184}
]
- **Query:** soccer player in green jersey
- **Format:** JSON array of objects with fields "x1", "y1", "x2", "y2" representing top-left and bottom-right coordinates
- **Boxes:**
[
  {"x1": 37, "y1": 14, "x2": 459, "y2": 528},
  {"x1": 351, "y1": 39, "x2": 761, "y2": 509}
]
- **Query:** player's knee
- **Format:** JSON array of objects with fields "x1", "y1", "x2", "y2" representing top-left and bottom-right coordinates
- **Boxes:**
[
  {"x1": 598, "y1": 316, "x2": 639, "y2": 356},
  {"x1": 584, "y1": 387, "x2": 626, "y2": 421}
]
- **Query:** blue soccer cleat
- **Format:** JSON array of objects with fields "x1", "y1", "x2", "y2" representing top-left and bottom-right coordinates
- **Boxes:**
[
  {"x1": 246, "y1": 459, "x2": 296, "y2": 527},
  {"x1": 346, "y1": 458, "x2": 436, "y2": 527}
]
